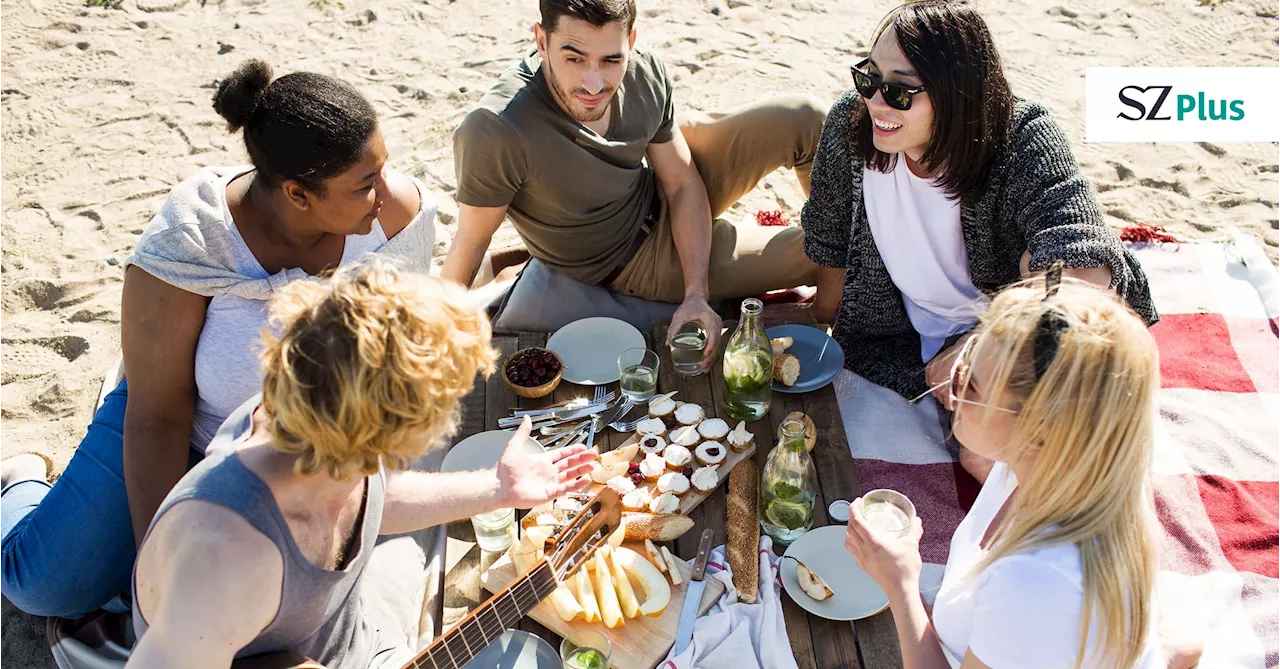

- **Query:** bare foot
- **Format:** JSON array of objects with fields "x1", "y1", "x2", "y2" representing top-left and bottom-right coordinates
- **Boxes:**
[{"x1": 1, "y1": 453, "x2": 51, "y2": 489}]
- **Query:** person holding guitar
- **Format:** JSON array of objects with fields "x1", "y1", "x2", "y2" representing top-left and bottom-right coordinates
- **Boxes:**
[{"x1": 127, "y1": 258, "x2": 598, "y2": 669}]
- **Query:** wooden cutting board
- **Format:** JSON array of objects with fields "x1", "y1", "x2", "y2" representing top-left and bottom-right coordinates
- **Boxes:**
[
  {"x1": 600, "y1": 433, "x2": 755, "y2": 517},
  {"x1": 481, "y1": 542, "x2": 726, "y2": 668}
]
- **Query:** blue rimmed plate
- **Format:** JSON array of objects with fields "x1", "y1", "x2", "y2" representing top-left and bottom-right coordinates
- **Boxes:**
[{"x1": 766, "y1": 324, "x2": 844, "y2": 393}]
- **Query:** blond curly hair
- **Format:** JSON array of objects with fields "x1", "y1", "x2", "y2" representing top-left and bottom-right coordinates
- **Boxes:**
[{"x1": 258, "y1": 257, "x2": 496, "y2": 479}]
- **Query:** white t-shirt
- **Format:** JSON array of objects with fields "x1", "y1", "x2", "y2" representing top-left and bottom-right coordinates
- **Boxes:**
[
  {"x1": 863, "y1": 158, "x2": 986, "y2": 362},
  {"x1": 932, "y1": 463, "x2": 1163, "y2": 668}
]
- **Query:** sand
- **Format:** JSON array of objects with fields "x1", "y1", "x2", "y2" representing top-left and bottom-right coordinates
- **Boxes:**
[{"x1": 1, "y1": 0, "x2": 1276, "y2": 665}]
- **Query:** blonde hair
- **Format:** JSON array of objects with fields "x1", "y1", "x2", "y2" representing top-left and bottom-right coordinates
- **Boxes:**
[
  {"x1": 258, "y1": 257, "x2": 497, "y2": 480},
  {"x1": 969, "y1": 279, "x2": 1158, "y2": 668}
]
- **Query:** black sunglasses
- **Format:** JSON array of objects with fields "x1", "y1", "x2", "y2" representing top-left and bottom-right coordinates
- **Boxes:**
[{"x1": 850, "y1": 58, "x2": 927, "y2": 111}]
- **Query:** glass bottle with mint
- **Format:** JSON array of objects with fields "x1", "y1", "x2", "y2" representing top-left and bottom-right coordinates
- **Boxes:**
[
  {"x1": 759, "y1": 417, "x2": 817, "y2": 545},
  {"x1": 722, "y1": 298, "x2": 772, "y2": 421}
]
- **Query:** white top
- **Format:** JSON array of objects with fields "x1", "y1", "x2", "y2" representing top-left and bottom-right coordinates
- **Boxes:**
[
  {"x1": 190, "y1": 170, "x2": 389, "y2": 450},
  {"x1": 125, "y1": 166, "x2": 437, "y2": 454},
  {"x1": 863, "y1": 158, "x2": 986, "y2": 362},
  {"x1": 932, "y1": 462, "x2": 1163, "y2": 668}
]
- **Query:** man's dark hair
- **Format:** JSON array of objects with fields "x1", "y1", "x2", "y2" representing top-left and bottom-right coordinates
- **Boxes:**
[
  {"x1": 855, "y1": 0, "x2": 1015, "y2": 203},
  {"x1": 213, "y1": 60, "x2": 377, "y2": 195},
  {"x1": 539, "y1": 0, "x2": 636, "y2": 34}
]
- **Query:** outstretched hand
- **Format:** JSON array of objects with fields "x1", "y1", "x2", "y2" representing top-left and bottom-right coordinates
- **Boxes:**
[{"x1": 494, "y1": 417, "x2": 596, "y2": 509}]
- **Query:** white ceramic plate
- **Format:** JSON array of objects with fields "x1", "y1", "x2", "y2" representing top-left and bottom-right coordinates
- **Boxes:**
[
  {"x1": 441, "y1": 430, "x2": 544, "y2": 474},
  {"x1": 545, "y1": 317, "x2": 646, "y2": 385},
  {"x1": 461, "y1": 629, "x2": 561, "y2": 668},
  {"x1": 780, "y1": 525, "x2": 890, "y2": 620}
]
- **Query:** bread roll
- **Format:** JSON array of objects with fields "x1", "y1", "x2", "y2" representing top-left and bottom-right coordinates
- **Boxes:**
[
  {"x1": 726, "y1": 459, "x2": 759, "y2": 603},
  {"x1": 773, "y1": 353, "x2": 801, "y2": 386},
  {"x1": 622, "y1": 513, "x2": 694, "y2": 542},
  {"x1": 775, "y1": 411, "x2": 817, "y2": 451}
]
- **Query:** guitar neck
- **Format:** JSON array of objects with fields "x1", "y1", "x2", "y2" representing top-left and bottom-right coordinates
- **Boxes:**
[{"x1": 404, "y1": 560, "x2": 559, "y2": 669}]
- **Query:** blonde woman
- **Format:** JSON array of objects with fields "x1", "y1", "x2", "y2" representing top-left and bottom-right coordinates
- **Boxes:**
[
  {"x1": 844, "y1": 270, "x2": 1166, "y2": 668},
  {"x1": 128, "y1": 259, "x2": 596, "y2": 669}
]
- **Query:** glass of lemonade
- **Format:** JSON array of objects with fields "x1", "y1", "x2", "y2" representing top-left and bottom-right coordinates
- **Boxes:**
[
  {"x1": 470, "y1": 507, "x2": 515, "y2": 553},
  {"x1": 855, "y1": 489, "x2": 916, "y2": 539},
  {"x1": 561, "y1": 629, "x2": 611, "y2": 669},
  {"x1": 618, "y1": 348, "x2": 659, "y2": 401},
  {"x1": 670, "y1": 321, "x2": 709, "y2": 376}
]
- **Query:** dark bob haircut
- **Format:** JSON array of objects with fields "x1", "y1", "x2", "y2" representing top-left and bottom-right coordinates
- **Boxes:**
[
  {"x1": 539, "y1": 0, "x2": 636, "y2": 34},
  {"x1": 213, "y1": 60, "x2": 377, "y2": 195},
  {"x1": 855, "y1": 0, "x2": 1015, "y2": 203}
]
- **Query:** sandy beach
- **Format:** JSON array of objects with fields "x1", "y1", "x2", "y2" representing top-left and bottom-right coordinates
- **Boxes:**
[{"x1": 1, "y1": 0, "x2": 1276, "y2": 665}]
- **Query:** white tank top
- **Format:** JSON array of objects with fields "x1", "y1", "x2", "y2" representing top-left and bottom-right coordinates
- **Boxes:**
[{"x1": 189, "y1": 171, "x2": 389, "y2": 451}]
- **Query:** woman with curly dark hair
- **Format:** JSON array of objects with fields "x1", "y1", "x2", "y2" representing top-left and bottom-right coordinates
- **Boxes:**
[{"x1": 1, "y1": 60, "x2": 436, "y2": 618}]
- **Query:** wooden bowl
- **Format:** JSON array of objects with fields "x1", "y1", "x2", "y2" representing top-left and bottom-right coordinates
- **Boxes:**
[{"x1": 502, "y1": 347, "x2": 564, "y2": 399}]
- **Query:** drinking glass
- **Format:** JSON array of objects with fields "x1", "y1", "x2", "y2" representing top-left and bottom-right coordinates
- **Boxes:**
[
  {"x1": 471, "y1": 507, "x2": 515, "y2": 552},
  {"x1": 670, "y1": 321, "x2": 709, "y2": 376},
  {"x1": 617, "y1": 348, "x2": 659, "y2": 401},
  {"x1": 855, "y1": 489, "x2": 916, "y2": 539},
  {"x1": 561, "y1": 629, "x2": 611, "y2": 669}
]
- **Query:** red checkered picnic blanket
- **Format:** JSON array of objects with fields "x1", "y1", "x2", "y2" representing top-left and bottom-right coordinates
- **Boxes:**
[{"x1": 835, "y1": 242, "x2": 1279, "y2": 667}]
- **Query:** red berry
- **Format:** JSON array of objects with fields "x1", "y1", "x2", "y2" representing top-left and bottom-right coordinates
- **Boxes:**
[
  {"x1": 681, "y1": 466, "x2": 693, "y2": 477},
  {"x1": 627, "y1": 462, "x2": 641, "y2": 474},
  {"x1": 630, "y1": 473, "x2": 646, "y2": 484}
]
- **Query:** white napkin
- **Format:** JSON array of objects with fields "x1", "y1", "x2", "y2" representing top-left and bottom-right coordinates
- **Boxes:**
[{"x1": 660, "y1": 536, "x2": 798, "y2": 669}]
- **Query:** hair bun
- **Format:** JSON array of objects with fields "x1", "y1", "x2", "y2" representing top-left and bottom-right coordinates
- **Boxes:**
[{"x1": 213, "y1": 59, "x2": 273, "y2": 132}]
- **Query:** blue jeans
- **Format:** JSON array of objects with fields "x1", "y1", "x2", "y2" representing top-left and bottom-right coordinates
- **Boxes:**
[{"x1": 1, "y1": 381, "x2": 202, "y2": 618}]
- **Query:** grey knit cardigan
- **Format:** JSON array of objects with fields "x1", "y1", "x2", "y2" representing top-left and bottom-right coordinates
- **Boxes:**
[{"x1": 801, "y1": 91, "x2": 1158, "y2": 400}]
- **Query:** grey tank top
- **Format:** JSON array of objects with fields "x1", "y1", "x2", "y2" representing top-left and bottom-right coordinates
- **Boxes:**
[{"x1": 133, "y1": 397, "x2": 393, "y2": 669}]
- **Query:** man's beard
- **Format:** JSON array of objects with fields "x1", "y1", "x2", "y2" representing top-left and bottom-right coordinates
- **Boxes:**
[{"x1": 545, "y1": 63, "x2": 615, "y2": 123}]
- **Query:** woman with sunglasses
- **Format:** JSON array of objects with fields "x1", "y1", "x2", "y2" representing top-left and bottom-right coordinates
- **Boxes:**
[
  {"x1": 844, "y1": 272, "x2": 1171, "y2": 668},
  {"x1": 800, "y1": 0, "x2": 1156, "y2": 481}
]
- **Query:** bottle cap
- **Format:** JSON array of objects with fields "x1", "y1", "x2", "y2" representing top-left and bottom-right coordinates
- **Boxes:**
[{"x1": 828, "y1": 499, "x2": 851, "y2": 523}]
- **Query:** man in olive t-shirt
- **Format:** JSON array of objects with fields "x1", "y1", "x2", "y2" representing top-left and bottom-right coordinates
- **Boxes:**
[{"x1": 443, "y1": 0, "x2": 832, "y2": 360}]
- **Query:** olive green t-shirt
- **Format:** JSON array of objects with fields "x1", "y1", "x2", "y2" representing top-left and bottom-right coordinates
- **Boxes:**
[{"x1": 453, "y1": 45, "x2": 675, "y2": 285}]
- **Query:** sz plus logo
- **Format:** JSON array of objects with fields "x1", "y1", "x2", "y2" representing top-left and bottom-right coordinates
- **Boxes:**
[
  {"x1": 1086, "y1": 68, "x2": 1279, "y2": 142},
  {"x1": 1116, "y1": 86, "x2": 1244, "y2": 122}
]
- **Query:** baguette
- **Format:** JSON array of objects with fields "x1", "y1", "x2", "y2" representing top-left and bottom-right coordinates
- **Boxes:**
[
  {"x1": 771, "y1": 336, "x2": 794, "y2": 356},
  {"x1": 773, "y1": 353, "x2": 801, "y2": 386},
  {"x1": 726, "y1": 459, "x2": 759, "y2": 603},
  {"x1": 622, "y1": 512, "x2": 694, "y2": 542}
]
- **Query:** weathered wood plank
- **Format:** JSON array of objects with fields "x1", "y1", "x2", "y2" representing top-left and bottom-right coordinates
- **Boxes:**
[
  {"x1": 810, "y1": 616, "x2": 865, "y2": 669},
  {"x1": 854, "y1": 611, "x2": 904, "y2": 669}
]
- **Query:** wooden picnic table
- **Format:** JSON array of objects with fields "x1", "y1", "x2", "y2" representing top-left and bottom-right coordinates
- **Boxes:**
[{"x1": 443, "y1": 322, "x2": 905, "y2": 669}]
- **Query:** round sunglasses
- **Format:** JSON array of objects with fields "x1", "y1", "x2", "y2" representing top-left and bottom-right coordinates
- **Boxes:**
[
  {"x1": 910, "y1": 335, "x2": 1018, "y2": 414},
  {"x1": 850, "y1": 58, "x2": 926, "y2": 111}
]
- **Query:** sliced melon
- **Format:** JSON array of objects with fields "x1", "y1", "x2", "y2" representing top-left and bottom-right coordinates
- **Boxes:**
[
  {"x1": 549, "y1": 583, "x2": 585, "y2": 622},
  {"x1": 576, "y1": 565, "x2": 600, "y2": 623},
  {"x1": 593, "y1": 550, "x2": 624, "y2": 628},
  {"x1": 614, "y1": 547, "x2": 671, "y2": 617}
]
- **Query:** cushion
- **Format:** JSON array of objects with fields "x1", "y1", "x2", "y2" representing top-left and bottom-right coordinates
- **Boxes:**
[{"x1": 492, "y1": 259, "x2": 680, "y2": 333}]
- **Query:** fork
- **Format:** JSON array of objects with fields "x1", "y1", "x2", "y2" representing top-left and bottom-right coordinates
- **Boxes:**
[
  {"x1": 584, "y1": 386, "x2": 609, "y2": 450},
  {"x1": 608, "y1": 417, "x2": 642, "y2": 433}
]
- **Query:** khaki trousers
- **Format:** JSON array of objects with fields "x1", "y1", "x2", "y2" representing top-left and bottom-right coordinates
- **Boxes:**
[{"x1": 608, "y1": 95, "x2": 828, "y2": 304}]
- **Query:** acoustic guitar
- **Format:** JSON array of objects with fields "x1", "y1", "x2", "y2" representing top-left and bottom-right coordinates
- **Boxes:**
[{"x1": 402, "y1": 487, "x2": 623, "y2": 669}]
